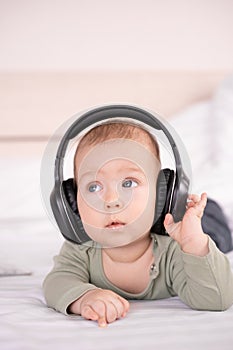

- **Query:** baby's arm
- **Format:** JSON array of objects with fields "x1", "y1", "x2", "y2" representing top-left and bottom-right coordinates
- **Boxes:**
[
  {"x1": 164, "y1": 192, "x2": 209, "y2": 256},
  {"x1": 164, "y1": 192, "x2": 233, "y2": 310},
  {"x1": 69, "y1": 289, "x2": 129, "y2": 327},
  {"x1": 43, "y1": 241, "x2": 129, "y2": 326}
]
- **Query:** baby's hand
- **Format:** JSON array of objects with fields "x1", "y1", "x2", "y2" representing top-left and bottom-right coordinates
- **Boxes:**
[
  {"x1": 164, "y1": 192, "x2": 209, "y2": 256},
  {"x1": 69, "y1": 289, "x2": 130, "y2": 327}
]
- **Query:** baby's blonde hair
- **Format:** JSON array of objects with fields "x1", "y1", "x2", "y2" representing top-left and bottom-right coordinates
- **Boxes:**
[{"x1": 74, "y1": 122, "x2": 160, "y2": 176}]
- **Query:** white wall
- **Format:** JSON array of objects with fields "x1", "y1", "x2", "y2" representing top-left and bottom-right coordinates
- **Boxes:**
[
  {"x1": 1, "y1": 0, "x2": 233, "y2": 71},
  {"x1": 1, "y1": 0, "x2": 232, "y2": 156}
]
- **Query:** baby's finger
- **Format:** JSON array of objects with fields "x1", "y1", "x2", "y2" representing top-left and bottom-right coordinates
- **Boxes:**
[
  {"x1": 109, "y1": 296, "x2": 129, "y2": 319},
  {"x1": 163, "y1": 213, "x2": 180, "y2": 237},
  {"x1": 105, "y1": 301, "x2": 119, "y2": 323},
  {"x1": 81, "y1": 305, "x2": 99, "y2": 321},
  {"x1": 188, "y1": 194, "x2": 200, "y2": 203},
  {"x1": 199, "y1": 192, "x2": 208, "y2": 209},
  {"x1": 91, "y1": 300, "x2": 107, "y2": 327},
  {"x1": 117, "y1": 296, "x2": 130, "y2": 317},
  {"x1": 187, "y1": 193, "x2": 207, "y2": 209},
  {"x1": 98, "y1": 316, "x2": 108, "y2": 328},
  {"x1": 83, "y1": 300, "x2": 107, "y2": 327},
  {"x1": 108, "y1": 298, "x2": 124, "y2": 319},
  {"x1": 190, "y1": 192, "x2": 207, "y2": 218},
  {"x1": 200, "y1": 192, "x2": 207, "y2": 201},
  {"x1": 164, "y1": 213, "x2": 174, "y2": 227},
  {"x1": 186, "y1": 201, "x2": 195, "y2": 209}
]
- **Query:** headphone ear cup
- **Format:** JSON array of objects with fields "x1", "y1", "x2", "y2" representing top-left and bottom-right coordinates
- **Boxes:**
[
  {"x1": 50, "y1": 178, "x2": 90, "y2": 244},
  {"x1": 152, "y1": 169, "x2": 175, "y2": 235},
  {"x1": 63, "y1": 178, "x2": 78, "y2": 214}
]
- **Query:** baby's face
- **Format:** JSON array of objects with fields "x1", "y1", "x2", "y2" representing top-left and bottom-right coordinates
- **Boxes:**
[{"x1": 75, "y1": 138, "x2": 160, "y2": 248}]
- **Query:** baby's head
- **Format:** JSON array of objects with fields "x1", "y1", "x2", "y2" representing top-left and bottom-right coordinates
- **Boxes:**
[{"x1": 74, "y1": 122, "x2": 161, "y2": 247}]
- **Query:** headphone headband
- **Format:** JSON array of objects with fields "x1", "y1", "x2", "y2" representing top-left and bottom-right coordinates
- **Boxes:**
[{"x1": 55, "y1": 105, "x2": 182, "y2": 182}]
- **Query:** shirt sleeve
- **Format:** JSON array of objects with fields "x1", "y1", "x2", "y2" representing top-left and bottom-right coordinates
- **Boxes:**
[
  {"x1": 43, "y1": 241, "x2": 99, "y2": 315},
  {"x1": 166, "y1": 237, "x2": 233, "y2": 311}
]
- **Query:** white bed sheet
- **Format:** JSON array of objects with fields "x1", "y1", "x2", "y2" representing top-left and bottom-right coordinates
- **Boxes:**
[
  {"x1": 1, "y1": 244, "x2": 233, "y2": 350},
  {"x1": 1, "y1": 263, "x2": 233, "y2": 350},
  {"x1": 1, "y1": 75, "x2": 233, "y2": 350}
]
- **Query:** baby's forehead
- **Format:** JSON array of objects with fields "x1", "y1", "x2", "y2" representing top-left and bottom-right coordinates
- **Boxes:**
[
  {"x1": 75, "y1": 135, "x2": 156, "y2": 165},
  {"x1": 75, "y1": 137, "x2": 161, "y2": 181}
]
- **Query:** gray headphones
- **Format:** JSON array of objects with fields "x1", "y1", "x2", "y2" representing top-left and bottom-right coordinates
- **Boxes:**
[{"x1": 50, "y1": 104, "x2": 190, "y2": 244}]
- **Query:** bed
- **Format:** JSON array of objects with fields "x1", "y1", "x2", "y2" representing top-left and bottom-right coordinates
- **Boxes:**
[{"x1": 1, "y1": 72, "x2": 233, "y2": 350}]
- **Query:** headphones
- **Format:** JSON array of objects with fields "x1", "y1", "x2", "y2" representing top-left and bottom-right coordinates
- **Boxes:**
[{"x1": 50, "y1": 104, "x2": 190, "y2": 244}]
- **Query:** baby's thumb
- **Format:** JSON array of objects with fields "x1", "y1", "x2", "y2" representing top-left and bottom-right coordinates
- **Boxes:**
[{"x1": 164, "y1": 213, "x2": 174, "y2": 230}]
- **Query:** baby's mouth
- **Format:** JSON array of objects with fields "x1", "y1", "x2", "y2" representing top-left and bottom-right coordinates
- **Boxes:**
[{"x1": 105, "y1": 221, "x2": 126, "y2": 230}]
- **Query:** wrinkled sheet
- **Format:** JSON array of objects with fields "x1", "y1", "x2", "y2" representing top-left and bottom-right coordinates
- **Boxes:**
[{"x1": 1, "y1": 248, "x2": 233, "y2": 350}]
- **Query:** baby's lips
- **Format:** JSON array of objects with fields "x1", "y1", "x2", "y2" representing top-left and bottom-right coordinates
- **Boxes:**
[{"x1": 105, "y1": 221, "x2": 126, "y2": 229}]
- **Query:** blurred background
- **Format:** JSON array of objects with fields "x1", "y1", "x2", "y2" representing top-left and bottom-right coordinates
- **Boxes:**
[
  {"x1": 0, "y1": 0, "x2": 233, "y2": 155},
  {"x1": 1, "y1": 0, "x2": 233, "y2": 304}
]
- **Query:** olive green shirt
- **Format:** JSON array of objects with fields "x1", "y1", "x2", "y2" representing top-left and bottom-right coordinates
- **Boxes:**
[{"x1": 43, "y1": 234, "x2": 233, "y2": 314}]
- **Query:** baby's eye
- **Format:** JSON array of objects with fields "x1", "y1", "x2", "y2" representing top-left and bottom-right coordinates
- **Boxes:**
[
  {"x1": 88, "y1": 182, "x2": 103, "y2": 193},
  {"x1": 122, "y1": 179, "x2": 138, "y2": 188}
]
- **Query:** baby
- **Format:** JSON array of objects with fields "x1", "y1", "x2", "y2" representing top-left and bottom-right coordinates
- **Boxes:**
[{"x1": 43, "y1": 122, "x2": 233, "y2": 327}]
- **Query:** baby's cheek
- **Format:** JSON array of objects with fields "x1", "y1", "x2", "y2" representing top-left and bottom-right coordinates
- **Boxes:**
[
  {"x1": 131, "y1": 187, "x2": 149, "y2": 210},
  {"x1": 77, "y1": 195, "x2": 89, "y2": 221},
  {"x1": 77, "y1": 195, "x2": 103, "y2": 227}
]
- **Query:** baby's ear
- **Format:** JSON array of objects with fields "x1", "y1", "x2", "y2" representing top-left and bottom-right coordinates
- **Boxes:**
[{"x1": 62, "y1": 178, "x2": 78, "y2": 214}]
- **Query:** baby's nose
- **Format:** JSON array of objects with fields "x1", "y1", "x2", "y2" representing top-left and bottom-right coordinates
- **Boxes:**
[
  {"x1": 104, "y1": 198, "x2": 123, "y2": 212},
  {"x1": 103, "y1": 187, "x2": 124, "y2": 212}
]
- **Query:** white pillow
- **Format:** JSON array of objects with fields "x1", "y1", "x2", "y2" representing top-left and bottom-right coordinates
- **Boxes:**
[
  {"x1": 0, "y1": 157, "x2": 45, "y2": 219},
  {"x1": 170, "y1": 75, "x2": 233, "y2": 233},
  {"x1": 170, "y1": 101, "x2": 212, "y2": 186},
  {"x1": 210, "y1": 74, "x2": 233, "y2": 163}
]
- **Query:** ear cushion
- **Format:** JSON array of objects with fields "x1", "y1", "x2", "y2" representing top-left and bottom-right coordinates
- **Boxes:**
[
  {"x1": 152, "y1": 169, "x2": 175, "y2": 235},
  {"x1": 62, "y1": 178, "x2": 78, "y2": 214},
  {"x1": 50, "y1": 179, "x2": 90, "y2": 244}
]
